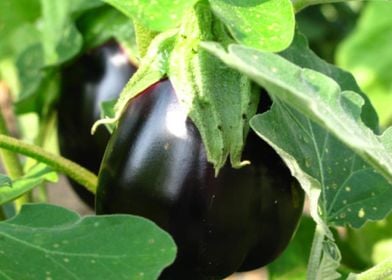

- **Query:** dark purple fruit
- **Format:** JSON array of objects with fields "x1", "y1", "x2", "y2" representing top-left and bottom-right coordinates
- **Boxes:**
[
  {"x1": 57, "y1": 41, "x2": 136, "y2": 207},
  {"x1": 96, "y1": 79, "x2": 304, "y2": 279}
]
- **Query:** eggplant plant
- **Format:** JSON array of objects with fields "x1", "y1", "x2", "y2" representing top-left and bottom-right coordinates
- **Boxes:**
[{"x1": 0, "y1": 1, "x2": 391, "y2": 279}]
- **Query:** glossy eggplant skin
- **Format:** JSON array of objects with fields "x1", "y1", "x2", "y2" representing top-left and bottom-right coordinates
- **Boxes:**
[
  {"x1": 96, "y1": 80, "x2": 304, "y2": 279},
  {"x1": 57, "y1": 41, "x2": 136, "y2": 207}
]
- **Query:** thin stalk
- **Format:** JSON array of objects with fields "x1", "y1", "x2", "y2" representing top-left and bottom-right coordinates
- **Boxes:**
[
  {"x1": 307, "y1": 224, "x2": 325, "y2": 280},
  {"x1": 0, "y1": 134, "x2": 97, "y2": 193}
]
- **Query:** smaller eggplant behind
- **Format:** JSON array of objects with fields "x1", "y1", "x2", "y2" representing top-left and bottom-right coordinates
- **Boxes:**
[{"x1": 57, "y1": 41, "x2": 136, "y2": 207}]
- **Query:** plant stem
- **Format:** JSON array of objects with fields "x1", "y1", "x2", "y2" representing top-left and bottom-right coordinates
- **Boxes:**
[
  {"x1": 133, "y1": 20, "x2": 158, "y2": 58},
  {"x1": 348, "y1": 256, "x2": 392, "y2": 280},
  {"x1": 0, "y1": 134, "x2": 98, "y2": 194},
  {"x1": 307, "y1": 224, "x2": 325, "y2": 280}
]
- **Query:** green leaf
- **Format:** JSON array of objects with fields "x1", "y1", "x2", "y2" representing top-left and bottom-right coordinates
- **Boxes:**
[
  {"x1": 102, "y1": 0, "x2": 198, "y2": 31},
  {"x1": 0, "y1": 0, "x2": 41, "y2": 59},
  {"x1": 210, "y1": 0, "x2": 295, "y2": 52},
  {"x1": 13, "y1": 0, "x2": 103, "y2": 115},
  {"x1": 201, "y1": 42, "x2": 392, "y2": 185},
  {"x1": 0, "y1": 164, "x2": 57, "y2": 205},
  {"x1": 0, "y1": 203, "x2": 176, "y2": 279},
  {"x1": 251, "y1": 102, "x2": 392, "y2": 228},
  {"x1": 40, "y1": 0, "x2": 83, "y2": 65},
  {"x1": 337, "y1": 2, "x2": 392, "y2": 126},
  {"x1": 76, "y1": 5, "x2": 137, "y2": 59},
  {"x1": 0, "y1": 175, "x2": 12, "y2": 189},
  {"x1": 15, "y1": 44, "x2": 45, "y2": 107},
  {"x1": 14, "y1": 48, "x2": 59, "y2": 115},
  {"x1": 280, "y1": 31, "x2": 379, "y2": 133}
]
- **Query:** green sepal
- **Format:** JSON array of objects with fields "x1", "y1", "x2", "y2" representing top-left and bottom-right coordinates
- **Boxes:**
[
  {"x1": 168, "y1": 1, "x2": 258, "y2": 173},
  {"x1": 92, "y1": 29, "x2": 177, "y2": 133}
]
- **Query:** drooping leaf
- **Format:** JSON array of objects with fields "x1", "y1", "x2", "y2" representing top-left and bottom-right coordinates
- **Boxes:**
[
  {"x1": 0, "y1": 204, "x2": 176, "y2": 279},
  {"x1": 280, "y1": 31, "x2": 379, "y2": 132},
  {"x1": 210, "y1": 0, "x2": 295, "y2": 52},
  {"x1": 0, "y1": 163, "x2": 57, "y2": 205},
  {"x1": 202, "y1": 42, "x2": 392, "y2": 185},
  {"x1": 102, "y1": 0, "x2": 198, "y2": 31},
  {"x1": 201, "y1": 44, "x2": 392, "y2": 280}
]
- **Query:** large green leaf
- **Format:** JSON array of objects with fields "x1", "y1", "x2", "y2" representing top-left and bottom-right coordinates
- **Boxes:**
[
  {"x1": 210, "y1": 0, "x2": 295, "y2": 52},
  {"x1": 0, "y1": 204, "x2": 176, "y2": 279},
  {"x1": 337, "y1": 2, "x2": 392, "y2": 126},
  {"x1": 102, "y1": 0, "x2": 198, "y2": 31},
  {"x1": 203, "y1": 39, "x2": 392, "y2": 278},
  {"x1": 202, "y1": 42, "x2": 392, "y2": 186},
  {"x1": 251, "y1": 101, "x2": 392, "y2": 228}
]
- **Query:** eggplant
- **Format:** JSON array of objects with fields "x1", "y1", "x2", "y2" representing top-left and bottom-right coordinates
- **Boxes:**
[
  {"x1": 96, "y1": 79, "x2": 304, "y2": 279},
  {"x1": 57, "y1": 41, "x2": 136, "y2": 207}
]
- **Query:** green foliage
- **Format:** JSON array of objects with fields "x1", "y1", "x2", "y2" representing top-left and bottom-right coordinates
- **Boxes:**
[
  {"x1": 0, "y1": 0, "x2": 41, "y2": 59},
  {"x1": 202, "y1": 42, "x2": 392, "y2": 185},
  {"x1": 0, "y1": 164, "x2": 57, "y2": 205},
  {"x1": 268, "y1": 216, "x2": 315, "y2": 279},
  {"x1": 337, "y1": 2, "x2": 392, "y2": 127},
  {"x1": 210, "y1": 0, "x2": 295, "y2": 51},
  {"x1": 0, "y1": 175, "x2": 12, "y2": 189},
  {"x1": 0, "y1": 204, "x2": 176, "y2": 279},
  {"x1": 76, "y1": 6, "x2": 136, "y2": 56},
  {"x1": 102, "y1": 0, "x2": 199, "y2": 31}
]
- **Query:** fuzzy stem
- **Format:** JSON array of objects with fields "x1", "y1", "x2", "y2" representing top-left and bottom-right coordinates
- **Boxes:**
[
  {"x1": 0, "y1": 134, "x2": 97, "y2": 193},
  {"x1": 307, "y1": 224, "x2": 325, "y2": 280}
]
